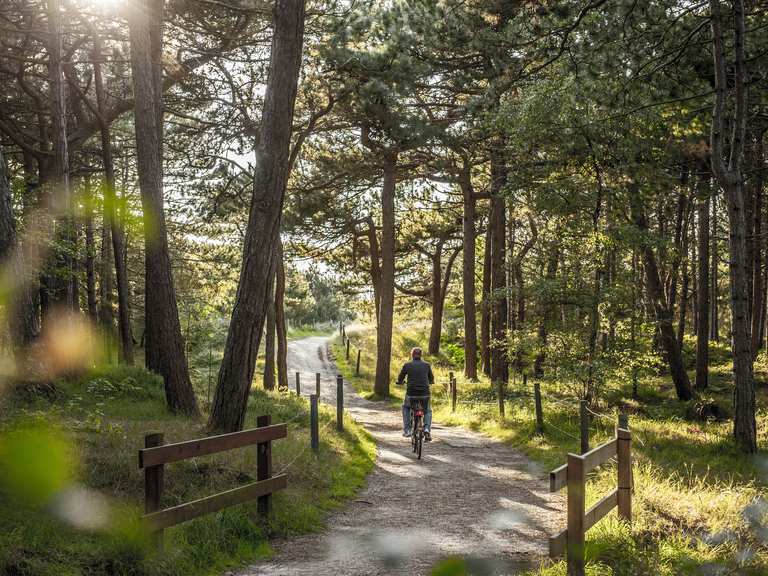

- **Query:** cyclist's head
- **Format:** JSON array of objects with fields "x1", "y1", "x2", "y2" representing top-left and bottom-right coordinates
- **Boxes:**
[{"x1": 411, "y1": 347, "x2": 423, "y2": 359}]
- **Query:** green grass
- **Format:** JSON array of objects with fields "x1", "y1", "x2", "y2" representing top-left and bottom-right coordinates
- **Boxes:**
[
  {"x1": 334, "y1": 321, "x2": 768, "y2": 576},
  {"x1": 0, "y1": 363, "x2": 375, "y2": 576},
  {"x1": 287, "y1": 324, "x2": 336, "y2": 340}
]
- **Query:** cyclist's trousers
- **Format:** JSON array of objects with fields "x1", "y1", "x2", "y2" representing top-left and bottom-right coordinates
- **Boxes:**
[{"x1": 403, "y1": 396, "x2": 432, "y2": 434}]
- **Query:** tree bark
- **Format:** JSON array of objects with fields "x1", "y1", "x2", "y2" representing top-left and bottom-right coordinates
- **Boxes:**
[
  {"x1": 84, "y1": 177, "x2": 98, "y2": 320},
  {"x1": 208, "y1": 0, "x2": 305, "y2": 431},
  {"x1": 263, "y1": 264, "x2": 277, "y2": 391},
  {"x1": 427, "y1": 243, "x2": 460, "y2": 355},
  {"x1": 374, "y1": 151, "x2": 397, "y2": 397},
  {"x1": 696, "y1": 177, "x2": 710, "y2": 390},
  {"x1": 534, "y1": 243, "x2": 559, "y2": 377},
  {"x1": 710, "y1": 188, "x2": 720, "y2": 341},
  {"x1": 128, "y1": 0, "x2": 198, "y2": 415},
  {"x1": 481, "y1": 224, "x2": 492, "y2": 376},
  {"x1": 93, "y1": 32, "x2": 133, "y2": 363},
  {"x1": 275, "y1": 240, "x2": 288, "y2": 391},
  {"x1": 629, "y1": 183, "x2": 694, "y2": 401},
  {"x1": 750, "y1": 131, "x2": 765, "y2": 357},
  {"x1": 489, "y1": 147, "x2": 508, "y2": 386},
  {"x1": 709, "y1": 0, "x2": 756, "y2": 452},
  {"x1": 460, "y1": 166, "x2": 478, "y2": 379}
]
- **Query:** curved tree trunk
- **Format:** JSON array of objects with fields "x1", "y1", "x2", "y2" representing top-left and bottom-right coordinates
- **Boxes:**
[
  {"x1": 209, "y1": 0, "x2": 305, "y2": 431},
  {"x1": 374, "y1": 151, "x2": 397, "y2": 397},
  {"x1": 128, "y1": 0, "x2": 198, "y2": 415}
]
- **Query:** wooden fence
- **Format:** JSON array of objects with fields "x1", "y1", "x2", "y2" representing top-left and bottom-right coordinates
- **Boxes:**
[
  {"x1": 548, "y1": 426, "x2": 632, "y2": 576},
  {"x1": 138, "y1": 416, "x2": 288, "y2": 546}
]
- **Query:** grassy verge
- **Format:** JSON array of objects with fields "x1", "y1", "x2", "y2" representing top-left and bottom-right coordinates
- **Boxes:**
[
  {"x1": 0, "y1": 364, "x2": 375, "y2": 576},
  {"x1": 334, "y1": 322, "x2": 768, "y2": 576}
]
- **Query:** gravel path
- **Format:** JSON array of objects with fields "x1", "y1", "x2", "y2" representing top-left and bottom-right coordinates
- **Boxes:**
[{"x1": 241, "y1": 336, "x2": 563, "y2": 576}]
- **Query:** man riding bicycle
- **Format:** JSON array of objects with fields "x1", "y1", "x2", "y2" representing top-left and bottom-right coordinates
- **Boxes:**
[{"x1": 396, "y1": 347, "x2": 433, "y2": 442}]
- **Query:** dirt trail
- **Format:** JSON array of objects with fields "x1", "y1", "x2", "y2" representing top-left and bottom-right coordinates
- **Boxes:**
[{"x1": 240, "y1": 336, "x2": 563, "y2": 576}]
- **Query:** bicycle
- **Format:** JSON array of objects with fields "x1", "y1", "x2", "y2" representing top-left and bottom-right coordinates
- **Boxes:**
[{"x1": 408, "y1": 395, "x2": 429, "y2": 460}]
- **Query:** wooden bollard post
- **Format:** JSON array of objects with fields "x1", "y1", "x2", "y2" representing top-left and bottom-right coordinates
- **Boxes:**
[
  {"x1": 346, "y1": 338, "x2": 351, "y2": 360},
  {"x1": 533, "y1": 376, "x2": 545, "y2": 435},
  {"x1": 580, "y1": 400, "x2": 589, "y2": 454},
  {"x1": 451, "y1": 377, "x2": 457, "y2": 413},
  {"x1": 295, "y1": 372, "x2": 301, "y2": 396},
  {"x1": 144, "y1": 432, "x2": 165, "y2": 549},
  {"x1": 256, "y1": 415, "x2": 272, "y2": 516},
  {"x1": 448, "y1": 371, "x2": 454, "y2": 394},
  {"x1": 315, "y1": 372, "x2": 321, "y2": 396},
  {"x1": 336, "y1": 375, "x2": 344, "y2": 431},
  {"x1": 497, "y1": 379, "x2": 505, "y2": 418},
  {"x1": 566, "y1": 453, "x2": 586, "y2": 576},
  {"x1": 618, "y1": 413, "x2": 629, "y2": 431},
  {"x1": 310, "y1": 394, "x2": 319, "y2": 453},
  {"x1": 355, "y1": 349, "x2": 361, "y2": 375},
  {"x1": 617, "y1": 427, "x2": 632, "y2": 522}
]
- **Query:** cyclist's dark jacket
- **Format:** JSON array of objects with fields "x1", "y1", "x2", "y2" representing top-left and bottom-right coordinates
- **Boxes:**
[{"x1": 396, "y1": 358, "x2": 434, "y2": 397}]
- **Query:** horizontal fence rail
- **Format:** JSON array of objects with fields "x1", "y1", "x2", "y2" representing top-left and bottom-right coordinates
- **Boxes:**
[{"x1": 138, "y1": 416, "x2": 288, "y2": 547}]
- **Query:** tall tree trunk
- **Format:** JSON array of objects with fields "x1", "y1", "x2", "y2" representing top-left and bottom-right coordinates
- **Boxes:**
[
  {"x1": 534, "y1": 243, "x2": 559, "y2": 377},
  {"x1": 427, "y1": 244, "x2": 460, "y2": 356},
  {"x1": 128, "y1": 0, "x2": 198, "y2": 415},
  {"x1": 84, "y1": 178, "x2": 98, "y2": 320},
  {"x1": 709, "y1": 0, "x2": 756, "y2": 452},
  {"x1": 710, "y1": 189, "x2": 720, "y2": 341},
  {"x1": 460, "y1": 167, "x2": 478, "y2": 379},
  {"x1": 208, "y1": 0, "x2": 305, "y2": 431},
  {"x1": 481, "y1": 224, "x2": 492, "y2": 376},
  {"x1": 94, "y1": 33, "x2": 133, "y2": 363},
  {"x1": 263, "y1": 264, "x2": 276, "y2": 391},
  {"x1": 750, "y1": 131, "x2": 765, "y2": 356},
  {"x1": 374, "y1": 151, "x2": 397, "y2": 397},
  {"x1": 489, "y1": 148, "x2": 508, "y2": 386},
  {"x1": 629, "y1": 183, "x2": 694, "y2": 401},
  {"x1": 366, "y1": 216, "x2": 381, "y2": 322},
  {"x1": 275, "y1": 240, "x2": 288, "y2": 391},
  {"x1": 47, "y1": 0, "x2": 75, "y2": 309},
  {"x1": 696, "y1": 178, "x2": 711, "y2": 389}
]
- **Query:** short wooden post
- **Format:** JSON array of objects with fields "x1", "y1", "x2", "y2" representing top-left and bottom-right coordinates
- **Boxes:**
[
  {"x1": 336, "y1": 374, "x2": 344, "y2": 431},
  {"x1": 617, "y1": 427, "x2": 632, "y2": 522},
  {"x1": 618, "y1": 413, "x2": 629, "y2": 431},
  {"x1": 295, "y1": 372, "x2": 301, "y2": 396},
  {"x1": 451, "y1": 377, "x2": 457, "y2": 412},
  {"x1": 315, "y1": 372, "x2": 321, "y2": 396},
  {"x1": 566, "y1": 453, "x2": 586, "y2": 576},
  {"x1": 497, "y1": 379, "x2": 505, "y2": 417},
  {"x1": 310, "y1": 394, "x2": 319, "y2": 453},
  {"x1": 144, "y1": 432, "x2": 165, "y2": 549},
  {"x1": 256, "y1": 415, "x2": 272, "y2": 516},
  {"x1": 533, "y1": 378, "x2": 544, "y2": 435},
  {"x1": 580, "y1": 400, "x2": 589, "y2": 454},
  {"x1": 355, "y1": 349, "x2": 361, "y2": 375},
  {"x1": 346, "y1": 338, "x2": 350, "y2": 360},
  {"x1": 448, "y1": 371, "x2": 454, "y2": 394}
]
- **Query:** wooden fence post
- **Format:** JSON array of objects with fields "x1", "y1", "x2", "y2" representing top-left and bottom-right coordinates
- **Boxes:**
[
  {"x1": 295, "y1": 372, "x2": 301, "y2": 396},
  {"x1": 533, "y1": 377, "x2": 544, "y2": 435},
  {"x1": 355, "y1": 349, "x2": 361, "y2": 375},
  {"x1": 566, "y1": 453, "x2": 586, "y2": 576},
  {"x1": 448, "y1": 371, "x2": 454, "y2": 394},
  {"x1": 336, "y1": 374, "x2": 344, "y2": 431},
  {"x1": 144, "y1": 432, "x2": 164, "y2": 549},
  {"x1": 617, "y1": 427, "x2": 632, "y2": 522},
  {"x1": 346, "y1": 338, "x2": 350, "y2": 360},
  {"x1": 256, "y1": 415, "x2": 272, "y2": 516},
  {"x1": 315, "y1": 372, "x2": 321, "y2": 396},
  {"x1": 310, "y1": 395, "x2": 319, "y2": 453},
  {"x1": 497, "y1": 379, "x2": 505, "y2": 417},
  {"x1": 451, "y1": 377, "x2": 457, "y2": 413},
  {"x1": 580, "y1": 400, "x2": 589, "y2": 454},
  {"x1": 342, "y1": 324, "x2": 346, "y2": 339}
]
